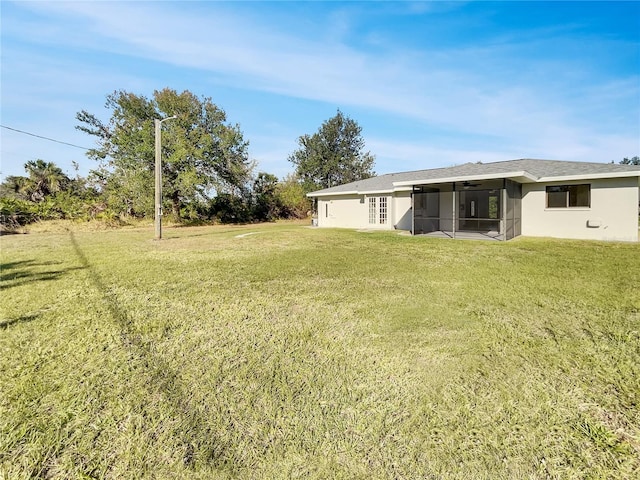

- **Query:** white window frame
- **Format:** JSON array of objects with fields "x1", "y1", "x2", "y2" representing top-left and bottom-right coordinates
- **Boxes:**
[
  {"x1": 379, "y1": 196, "x2": 388, "y2": 224},
  {"x1": 368, "y1": 197, "x2": 377, "y2": 224},
  {"x1": 368, "y1": 196, "x2": 388, "y2": 225}
]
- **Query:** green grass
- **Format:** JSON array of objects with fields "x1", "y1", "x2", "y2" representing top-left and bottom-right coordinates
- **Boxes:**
[{"x1": 1, "y1": 223, "x2": 639, "y2": 479}]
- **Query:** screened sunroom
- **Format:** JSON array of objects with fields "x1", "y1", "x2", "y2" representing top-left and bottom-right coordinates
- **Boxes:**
[{"x1": 412, "y1": 178, "x2": 522, "y2": 240}]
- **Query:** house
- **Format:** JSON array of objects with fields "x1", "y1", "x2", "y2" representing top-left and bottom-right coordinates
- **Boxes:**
[{"x1": 307, "y1": 159, "x2": 640, "y2": 242}]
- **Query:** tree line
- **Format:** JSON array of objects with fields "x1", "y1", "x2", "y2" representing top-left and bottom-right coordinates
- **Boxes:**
[
  {"x1": 619, "y1": 157, "x2": 640, "y2": 165},
  {"x1": 1, "y1": 88, "x2": 375, "y2": 229}
]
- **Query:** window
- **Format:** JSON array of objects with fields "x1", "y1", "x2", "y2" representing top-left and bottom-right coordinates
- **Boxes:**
[
  {"x1": 546, "y1": 184, "x2": 590, "y2": 208},
  {"x1": 325, "y1": 203, "x2": 328, "y2": 217},
  {"x1": 368, "y1": 197, "x2": 377, "y2": 224},
  {"x1": 379, "y1": 197, "x2": 388, "y2": 224}
]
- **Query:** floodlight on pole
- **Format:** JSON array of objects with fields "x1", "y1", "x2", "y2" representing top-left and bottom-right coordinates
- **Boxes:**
[{"x1": 154, "y1": 115, "x2": 177, "y2": 240}]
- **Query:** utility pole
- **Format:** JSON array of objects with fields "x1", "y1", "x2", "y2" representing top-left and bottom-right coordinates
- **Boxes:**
[{"x1": 154, "y1": 115, "x2": 176, "y2": 240}]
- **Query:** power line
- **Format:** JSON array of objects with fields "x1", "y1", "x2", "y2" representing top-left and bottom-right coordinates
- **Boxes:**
[{"x1": 0, "y1": 124, "x2": 92, "y2": 150}]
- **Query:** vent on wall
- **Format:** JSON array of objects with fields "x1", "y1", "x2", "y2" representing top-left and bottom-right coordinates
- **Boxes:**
[{"x1": 587, "y1": 219, "x2": 602, "y2": 228}]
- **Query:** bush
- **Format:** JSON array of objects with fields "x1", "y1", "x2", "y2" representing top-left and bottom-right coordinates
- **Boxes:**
[
  {"x1": 209, "y1": 193, "x2": 253, "y2": 223},
  {"x1": 0, "y1": 197, "x2": 37, "y2": 230},
  {"x1": 276, "y1": 176, "x2": 311, "y2": 219}
]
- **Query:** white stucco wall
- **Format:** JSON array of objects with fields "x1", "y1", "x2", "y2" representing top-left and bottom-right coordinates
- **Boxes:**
[
  {"x1": 393, "y1": 191, "x2": 412, "y2": 231},
  {"x1": 317, "y1": 194, "x2": 395, "y2": 230},
  {"x1": 316, "y1": 192, "x2": 413, "y2": 230},
  {"x1": 521, "y1": 177, "x2": 639, "y2": 241},
  {"x1": 317, "y1": 195, "x2": 363, "y2": 228}
]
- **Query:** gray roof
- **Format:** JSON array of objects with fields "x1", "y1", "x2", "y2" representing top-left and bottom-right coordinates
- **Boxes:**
[{"x1": 308, "y1": 158, "x2": 640, "y2": 196}]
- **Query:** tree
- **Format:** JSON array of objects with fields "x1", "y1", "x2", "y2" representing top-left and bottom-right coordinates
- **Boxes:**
[
  {"x1": 76, "y1": 88, "x2": 253, "y2": 219},
  {"x1": 621, "y1": 156, "x2": 640, "y2": 165},
  {"x1": 0, "y1": 160, "x2": 100, "y2": 228},
  {"x1": 252, "y1": 172, "x2": 280, "y2": 221},
  {"x1": 288, "y1": 110, "x2": 375, "y2": 192},
  {"x1": 0, "y1": 175, "x2": 28, "y2": 200},
  {"x1": 0, "y1": 160, "x2": 70, "y2": 202},
  {"x1": 24, "y1": 159, "x2": 70, "y2": 202},
  {"x1": 276, "y1": 174, "x2": 311, "y2": 219}
]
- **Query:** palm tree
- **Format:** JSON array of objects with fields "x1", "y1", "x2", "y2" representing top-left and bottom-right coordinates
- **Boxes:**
[
  {"x1": 23, "y1": 160, "x2": 69, "y2": 202},
  {"x1": 0, "y1": 175, "x2": 29, "y2": 199}
]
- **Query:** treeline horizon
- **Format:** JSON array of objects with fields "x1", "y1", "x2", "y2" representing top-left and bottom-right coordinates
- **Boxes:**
[{"x1": 1, "y1": 88, "x2": 377, "y2": 230}]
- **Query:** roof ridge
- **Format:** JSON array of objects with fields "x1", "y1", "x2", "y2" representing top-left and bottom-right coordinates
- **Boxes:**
[{"x1": 378, "y1": 158, "x2": 636, "y2": 176}]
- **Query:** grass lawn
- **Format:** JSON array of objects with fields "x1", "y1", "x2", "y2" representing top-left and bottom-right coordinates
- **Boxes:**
[{"x1": 1, "y1": 222, "x2": 639, "y2": 479}]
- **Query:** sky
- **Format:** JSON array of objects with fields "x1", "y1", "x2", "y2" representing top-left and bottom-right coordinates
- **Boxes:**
[{"x1": 1, "y1": 0, "x2": 639, "y2": 183}]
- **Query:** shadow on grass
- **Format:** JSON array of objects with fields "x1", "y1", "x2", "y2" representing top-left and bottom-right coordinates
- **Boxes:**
[
  {"x1": 0, "y1": 260, "x2": 85, "y2": 291},
  {"x1": 68, "y1": 231, "x2": 231, "y2": 470},
  {"x1": 0, "y1": 229, "x2": 27, "y2": 236},
  {"x1": 0, "y1": 313, "x2": 39, "y2": 330}
]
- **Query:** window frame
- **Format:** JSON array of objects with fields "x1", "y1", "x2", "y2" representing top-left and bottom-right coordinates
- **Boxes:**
[
  {"x1": 368, "y1": 196, "x2": 388, "y2": 224},
  {"x1": 379, "y1": 196, "x2": 388, "y2": 224},
  {"x1": 546, "y1": 184, "x2": 590, "y2": 208},
  {"x1": 368, "y1": 197, "x2": 377, "y2": 224}
]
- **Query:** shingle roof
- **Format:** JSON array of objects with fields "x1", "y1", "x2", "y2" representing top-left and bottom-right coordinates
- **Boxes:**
[{"x1": 308, "y1": 158, "x2": 640, "y2": 196}]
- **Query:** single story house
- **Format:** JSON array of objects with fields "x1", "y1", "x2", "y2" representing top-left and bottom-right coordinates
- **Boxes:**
[{"x1": 307, "y1": 159, "x2": 640, "y2": 242}]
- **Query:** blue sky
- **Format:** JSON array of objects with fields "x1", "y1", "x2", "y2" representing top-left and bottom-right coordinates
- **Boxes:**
[{"x1": 1, "y1": 1, "x2": 639, "y2": 183}]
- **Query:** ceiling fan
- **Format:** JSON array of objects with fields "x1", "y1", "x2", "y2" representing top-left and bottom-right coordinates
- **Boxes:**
[{"x1": 462, "y1": 181, "x2": 481, "y2": 188}]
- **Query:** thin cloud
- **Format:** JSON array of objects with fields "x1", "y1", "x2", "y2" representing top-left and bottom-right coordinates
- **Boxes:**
[
  {"x1": 26, "y1": 1, "x2": 634, "y2": 139},
  {"x1": 3, "y1": 1, "x2": 638, "y2": 181}
]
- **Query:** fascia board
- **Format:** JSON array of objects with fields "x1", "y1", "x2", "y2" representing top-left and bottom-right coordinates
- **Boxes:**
[
  {"x1": 308, "y1": 187, "x2": 405, "y2": 197},
  {"x1": 538, "y1": 171, "x2": 640, "y2": 183},
  {"x1": 307, "y1": 190, "x2": 359, "y2": 197},
  {"x1": 359, "y1": 189, "x2": 396, "y2": 195},
  {"x1": 392, "y1": 170, "x2": 538, "y2": 187}
]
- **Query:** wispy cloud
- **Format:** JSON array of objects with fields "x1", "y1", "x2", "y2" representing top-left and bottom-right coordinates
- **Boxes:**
[
  {"x1": 2, "y1": 0, "x2": 638, "y2": 180},
  {"x1": 29, "y1": 2, "x2": 635, "y2": 120}
]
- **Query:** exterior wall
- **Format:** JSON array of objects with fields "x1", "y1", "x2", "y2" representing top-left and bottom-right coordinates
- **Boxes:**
[
  {"x1": 393, "y1": 191, "x2": 412, "y2": 230},
  {"x1": 317, "y1": 194, "x2": 395, "y2": 230},
  {"x1": 439, "y1": 191, "x2": 454, "y2": 231},
  {"x1": 316, "y1": 195, "x2": 365, "y2": 228},
  {"x1": 521, "y1": 177, "x2": 639, "y2": 241}
]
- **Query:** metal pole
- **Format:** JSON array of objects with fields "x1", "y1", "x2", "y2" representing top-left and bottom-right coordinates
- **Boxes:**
[
  {"x1": 411, "y1": 188, "x2": 415, "y2": 235},
  {"x1": 154, "y1": 119, "x2": 162, "y2": 240},
  {"x1": 154, "y1": 116, "x2": 176, "y2": 241},
  {"x1": 501, "y1": 179, "x2": 507, "y2": 240},
  {"x1": 502, "y1": 180, "x2": 508, "y2": 241},
  {"x1": 452, "y1": 182, "x2": 456, "y2": 239}
]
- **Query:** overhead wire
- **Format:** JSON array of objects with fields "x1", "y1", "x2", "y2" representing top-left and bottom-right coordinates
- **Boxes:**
[{"x1": 0, "y1": 124, "x2": 92, "y2": 150}]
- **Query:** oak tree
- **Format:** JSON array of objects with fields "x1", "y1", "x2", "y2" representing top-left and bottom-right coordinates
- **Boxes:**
[
  {"x1": 76, "y1": 88, "x2": 253, "y2": 218},
  {"x1": 288, "y1": 110, "x2": 375, "y2": 192}
]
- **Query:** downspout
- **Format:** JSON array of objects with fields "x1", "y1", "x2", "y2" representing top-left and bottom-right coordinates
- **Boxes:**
[
  {"x1": 411, "y1": 187, "x2": 415, "y2": 235},
  {"x1": 502, "y1": 178, "x2": 507, "y2": 239},
  {"x1": 452, "y1": 182, "x2": 456, "y2": 239},
  {"x1": 390, "y1": 191, "x2": 394, "y2": 230}
]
